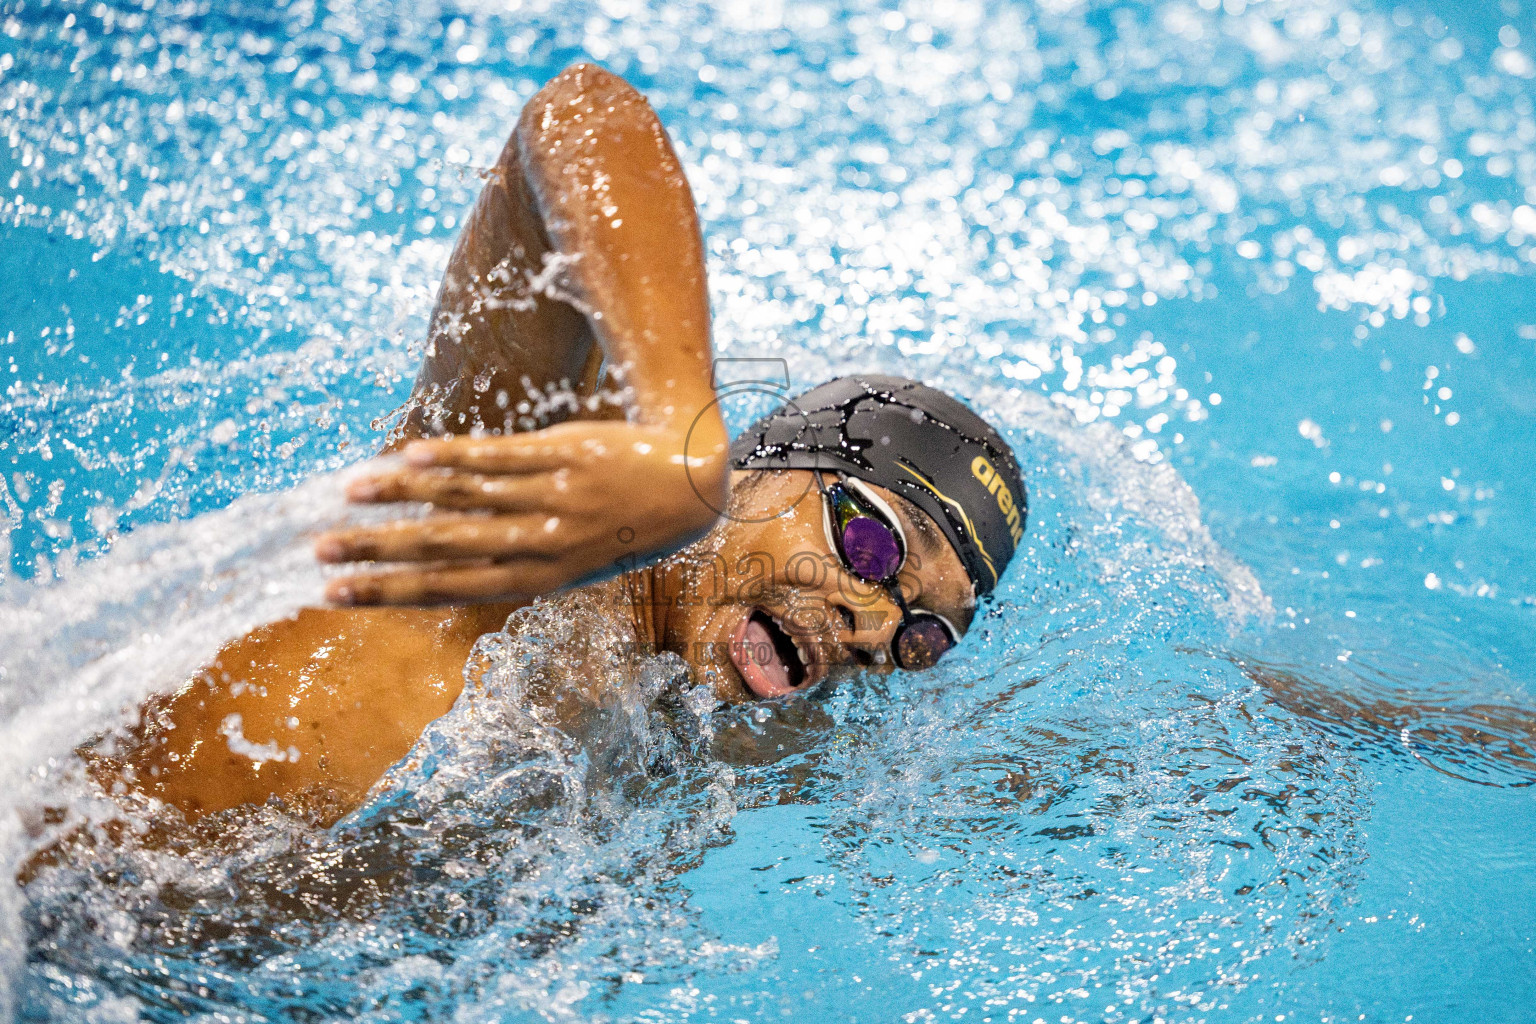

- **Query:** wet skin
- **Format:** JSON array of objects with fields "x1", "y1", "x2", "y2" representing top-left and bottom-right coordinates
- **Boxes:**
[
  {"x1": 110, "y1": 63, "x2": 976, "y2": 823},
  {"x1": 117, "y1": 470, "x2": 976, "y2": 820},
  {"x1": 656, "y1": 469, "x2": 975, "y2": 702}
]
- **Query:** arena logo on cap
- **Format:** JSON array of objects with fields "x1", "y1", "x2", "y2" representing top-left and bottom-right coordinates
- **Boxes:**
[{"x1": 971, "y1": 455, "x2": 1024, "y2": 546}]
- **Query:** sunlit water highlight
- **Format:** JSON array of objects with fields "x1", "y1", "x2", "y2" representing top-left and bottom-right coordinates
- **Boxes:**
[{"x1": 2, "y1": 0, "x2": 1534, "y2": 1021}]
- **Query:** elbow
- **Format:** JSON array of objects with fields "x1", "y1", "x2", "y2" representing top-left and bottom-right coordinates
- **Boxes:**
[{"x1": 517, "y1": 62, "x2": 641, "y2": 141}]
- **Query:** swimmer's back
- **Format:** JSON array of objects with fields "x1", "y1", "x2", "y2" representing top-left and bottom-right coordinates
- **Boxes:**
[{"x1": 117, "y1": 603, "x2": 514, "y2": 821}]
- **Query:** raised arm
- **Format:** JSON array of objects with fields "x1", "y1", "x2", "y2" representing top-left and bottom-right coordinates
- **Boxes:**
[
  {"x1": 515, "y1": 64, "x2": 717, "y2": 427},
  {"x1": 316, "y1": 64, "x2": 728, "y2": 605}
]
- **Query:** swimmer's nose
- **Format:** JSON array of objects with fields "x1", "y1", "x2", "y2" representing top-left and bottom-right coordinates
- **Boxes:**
[{"x1": 827, "y1": 591, "x2": 902, "y2": 668}]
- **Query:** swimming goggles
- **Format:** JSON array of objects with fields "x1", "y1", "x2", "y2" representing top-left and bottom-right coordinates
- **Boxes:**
[{"x1": 815, "y1": 471, "x2": 959, "y2": 670}]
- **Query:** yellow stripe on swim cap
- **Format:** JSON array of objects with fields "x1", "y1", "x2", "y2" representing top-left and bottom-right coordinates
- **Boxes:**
[{"x1": 895, "y1": 460, "x2": 999, "y2": 588}]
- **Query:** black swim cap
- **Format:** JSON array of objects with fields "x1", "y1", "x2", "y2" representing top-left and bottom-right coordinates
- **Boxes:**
[{"x1": 729, "y1": 375, "x2": 1025, "y2": 596}]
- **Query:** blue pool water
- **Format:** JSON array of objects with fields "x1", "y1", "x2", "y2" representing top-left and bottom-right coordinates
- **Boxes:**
[{"x1": 2, "y1": 0, "x2": 1534, "y2": 1021}]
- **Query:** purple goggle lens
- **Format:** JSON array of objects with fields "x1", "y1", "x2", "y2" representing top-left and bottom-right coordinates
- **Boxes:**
[{"x1": 839, "y1": 514, "x2": 903, "y2": 582}]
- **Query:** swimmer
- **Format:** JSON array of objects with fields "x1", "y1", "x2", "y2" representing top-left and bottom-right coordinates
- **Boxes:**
[{"x1": 103, "y1": 63, "x2": 1027, "y2": 824}]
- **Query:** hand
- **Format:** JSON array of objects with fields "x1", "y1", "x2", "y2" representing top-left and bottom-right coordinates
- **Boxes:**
[{"x1": 315, "y1": 419, "x2": 728, "y2": 605}]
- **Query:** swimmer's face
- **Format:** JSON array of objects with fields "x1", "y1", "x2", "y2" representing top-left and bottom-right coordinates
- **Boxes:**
[{"x1": 654, "y1": 470, "x2": 977, "y2": 702}]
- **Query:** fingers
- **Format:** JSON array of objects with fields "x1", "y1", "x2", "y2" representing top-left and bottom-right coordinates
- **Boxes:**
[
  {"x1": 316, "y1": 514, "x2": 565, "y2": 564},
  {"x1": 401, "y1": 436, "x2": 576, "y2": 474},
  {"x1": 346, "y1": 468, "x2": 549, "y2": 512},
  {"x1": 399, "y1": 420, "x2": 640, "y2": 474},
  {"x1": 325, "y1": 562, "x2": 563, "y2": 606}
]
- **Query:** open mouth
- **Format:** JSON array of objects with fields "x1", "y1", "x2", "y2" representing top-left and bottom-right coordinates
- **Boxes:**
[{"x1": 729, "y1": 608, "x2": 811, "y2": 699}]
